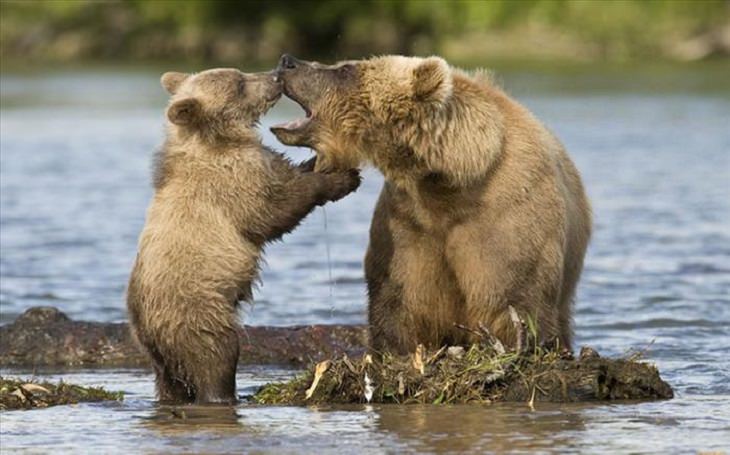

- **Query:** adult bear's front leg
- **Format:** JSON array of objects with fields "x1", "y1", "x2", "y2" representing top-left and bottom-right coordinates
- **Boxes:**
[
  {"x1": 365, "y1": 190, "x2": 409, "y2": 354},
  {"x1": 365, "y1": 187, "x2": 465, "y2": 354},
  {"x1": 445, "y1": 217, "x2": 564, "y2": 350}
]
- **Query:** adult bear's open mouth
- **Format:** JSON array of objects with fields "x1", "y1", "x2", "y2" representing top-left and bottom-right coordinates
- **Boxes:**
[
  {"x1": 271, "y1": 88, "x2": 313, "y2": 133},
  {"x1": 270, "y1": 54, "x2": 323, "y2": 146}
]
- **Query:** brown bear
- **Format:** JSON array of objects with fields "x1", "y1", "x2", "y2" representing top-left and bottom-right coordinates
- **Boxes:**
[
  {"x1": 127, "y1": 68, "x2": 360, "y2": 404},
  {"x1": 272, "y1": 54, "x2": 591, "y2": 354}
]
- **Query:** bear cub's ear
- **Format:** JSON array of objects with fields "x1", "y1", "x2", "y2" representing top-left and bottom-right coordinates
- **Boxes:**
[
  {"x1": 412, "y1": 57, "x2": 453, "y2": 105},
  {"x1": 167, "y1": 98, "x2": 202, "y2": 126},
  {"x1": 161, "y1": 72, "x2": 189, "y2": 95}
]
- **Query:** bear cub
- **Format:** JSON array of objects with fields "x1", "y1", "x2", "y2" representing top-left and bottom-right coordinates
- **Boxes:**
[{"x1": 127, "y1": 68, "x2": 360, "y2": 404}]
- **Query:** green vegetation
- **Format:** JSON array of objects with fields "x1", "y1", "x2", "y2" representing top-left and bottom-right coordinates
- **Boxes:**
[
  {"x1": 1, "y1": 0, "x2": 728, "y2": 67},
  {"x1": 0, "y1": 377, "x2": 123, "y2": 410},
  {"x1": 254, "y1": 320, "x2": 674, "y2": 405}
]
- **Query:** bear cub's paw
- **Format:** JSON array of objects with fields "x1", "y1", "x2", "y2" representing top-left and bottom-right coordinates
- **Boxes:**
[{"x1": 320, "y1": 168, "x2": 362, "y2": 203}]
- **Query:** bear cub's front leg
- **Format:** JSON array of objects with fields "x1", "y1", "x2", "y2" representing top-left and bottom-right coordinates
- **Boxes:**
[{"x1": 261, "y1": 156, "x2": 361, "y2": 242}]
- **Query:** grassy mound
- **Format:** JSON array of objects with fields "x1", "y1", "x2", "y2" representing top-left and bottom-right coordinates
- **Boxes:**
[
  {"x1": 0, "y1": 377, "x2": 123, "y2": 410},
  {"x1": 254, "y1": 318, "x2": 673, "y2": 405}
]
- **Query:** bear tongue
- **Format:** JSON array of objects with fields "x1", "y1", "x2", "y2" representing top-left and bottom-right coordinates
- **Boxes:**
[{"x1": 272, "y1": 117, "x2": 309, "y2": 131}]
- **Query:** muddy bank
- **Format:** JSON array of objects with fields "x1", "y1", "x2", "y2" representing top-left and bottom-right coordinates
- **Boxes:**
[
  {"x1": 0, "y1": 377, "x2": 123, "y2": 410},
  {"x1": 0, "y1": 307, "x2": 367, "y2": 368}
]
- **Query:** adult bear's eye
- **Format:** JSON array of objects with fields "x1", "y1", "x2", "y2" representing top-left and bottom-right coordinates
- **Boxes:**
[{"x1": 339, "y1": 64, "x2": 355, "y2": 76}]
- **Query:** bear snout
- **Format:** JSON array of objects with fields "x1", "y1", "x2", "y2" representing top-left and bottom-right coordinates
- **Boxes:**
[{"x1": 278, "y1": 54, "x2": 302, "y2": 71}]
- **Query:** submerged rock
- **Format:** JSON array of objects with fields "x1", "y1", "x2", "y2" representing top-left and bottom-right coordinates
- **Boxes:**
[
  {"x1": 0, "y1": 306, "x2": 367, "y2": 367},
  {"x1": 0, "y1": 307, "x2": 143, "y2": 367}
]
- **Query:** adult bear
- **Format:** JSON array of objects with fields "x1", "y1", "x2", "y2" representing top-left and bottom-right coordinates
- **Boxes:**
[{"x1": 272, "y1": 54, "x2": 592, "y2": 354}]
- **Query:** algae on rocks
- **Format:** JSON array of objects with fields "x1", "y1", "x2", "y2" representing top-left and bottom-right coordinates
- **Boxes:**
[{"x1": 0, "y1": 377, "x2": 123, "y2": 411}]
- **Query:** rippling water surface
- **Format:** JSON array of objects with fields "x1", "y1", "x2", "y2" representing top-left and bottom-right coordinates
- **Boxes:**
[{"x1": 1, "y1": 68, "x2": 729, "y2": 453}]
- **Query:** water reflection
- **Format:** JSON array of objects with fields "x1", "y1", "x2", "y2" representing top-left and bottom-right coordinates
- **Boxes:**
[
  {"x1": 374, "y1": 403, "x2": 587, "y2": 453},
  {"x1": 145, "y1": 404, "x2": 243, "y2": 431}
]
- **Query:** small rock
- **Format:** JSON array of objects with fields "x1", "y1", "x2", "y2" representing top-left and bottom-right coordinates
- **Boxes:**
[
  {"x1": 17, "y1": 307, "x2": 70, "y2": 325},
  {"x1": 579, "y1": 346, "x2": 600, "y2": 360}
]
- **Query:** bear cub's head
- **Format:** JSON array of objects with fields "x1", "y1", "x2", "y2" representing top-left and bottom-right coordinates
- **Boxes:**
[{"x1": 162, "y1": 68, "x2": 281, "y2": 141}]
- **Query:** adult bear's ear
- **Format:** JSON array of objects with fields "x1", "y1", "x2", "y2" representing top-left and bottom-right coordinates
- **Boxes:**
[
  {"x1": 167, "y1": 98, "x2": 201, "y2": 126},
  {"x1": 412, "y1": 57, "x2": 453, "y2": 104},
  {"x1": 161, "y1": 72, "x2": 189, "y2": 95}
]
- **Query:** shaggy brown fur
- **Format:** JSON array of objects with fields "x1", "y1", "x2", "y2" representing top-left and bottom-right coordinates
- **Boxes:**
[
  {"x1": 127, "y1": 68, "x2": 360, "y2": 404},
  {"x1": 272, "y1": 55, "x2": 591, "y2": 354}
]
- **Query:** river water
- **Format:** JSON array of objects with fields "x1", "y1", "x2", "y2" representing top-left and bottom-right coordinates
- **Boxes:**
[{"x1": 1, "y1": 67, "x2": 729, "y2": 453}]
